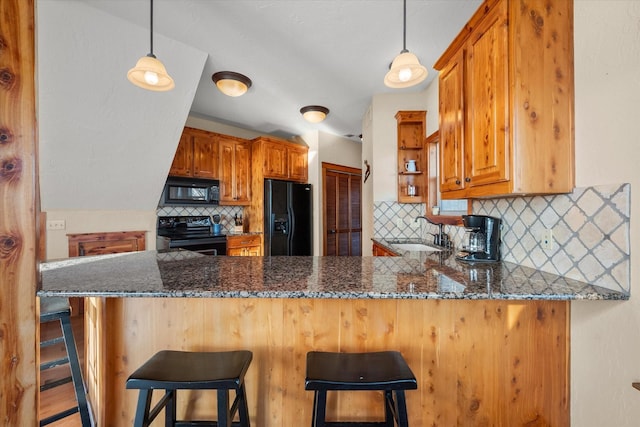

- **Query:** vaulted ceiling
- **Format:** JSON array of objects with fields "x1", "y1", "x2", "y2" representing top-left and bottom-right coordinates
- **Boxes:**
[{"x1": 83, "y1": 0, "x2": 481, "y2": 140}]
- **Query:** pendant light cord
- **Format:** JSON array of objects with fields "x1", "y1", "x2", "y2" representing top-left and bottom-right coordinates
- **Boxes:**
[
  {"x1": 149, "y1": 0, "x2": 154, "y2": 57},
  {"x1": 401, "y1": 0, "x2": 408, "y2": 53}
]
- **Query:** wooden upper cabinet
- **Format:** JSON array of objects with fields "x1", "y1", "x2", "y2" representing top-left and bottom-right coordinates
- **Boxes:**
[
  {"x1": 434, "y1": 0, "x2": 574, "y2": 199},
  {"x1": 288, "y1": 144, "x2": 308, "y2": 182},
  {"x1": 252, "y1": 136, "x2": 309, "y2": 183},
  {"x1": 438, "y1": 51, "x2": 465, "y2": 193},
  {"x1": 169, "y1": 127, "x2": 219, "y2": 179},
  {"x1": 263, "y1": 140, "x2": 288, "y2": 179},
  {"x1": 169, "y1": 132, "x2": 194, "y2": 177},
  {"x1": 192, "y1": 132, "x2": 219, "y2": 178},
  {"x1": 219, "y1": 137, "x2": 251, "y2": 205}
]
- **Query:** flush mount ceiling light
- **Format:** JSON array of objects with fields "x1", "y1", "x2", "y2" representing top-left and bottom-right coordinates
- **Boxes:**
[
  {"x1": 384, "y1": 0, "x2": 428, "y2": 89},
  {"x1": 300, "y1": 105, "x2": 330, "y2": 123},
  {"x1": 127, "y1": 0, "x2": 175, "y2": 91},
  {"x1": 212, "y1": 71, "x2": 252, "y2": 97}
]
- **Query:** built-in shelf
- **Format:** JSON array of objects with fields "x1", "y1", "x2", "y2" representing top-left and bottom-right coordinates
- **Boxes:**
[{"x1": 396, "y1": 111, "x2": 427, "y2": 204}]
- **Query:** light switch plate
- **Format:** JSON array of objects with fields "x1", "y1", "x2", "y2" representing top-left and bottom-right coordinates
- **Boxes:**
[{"x1": 46, "y1": 219, "x2": 66, "y2": 230}]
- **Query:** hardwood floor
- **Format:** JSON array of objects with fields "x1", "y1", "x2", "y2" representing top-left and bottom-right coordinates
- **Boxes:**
[{"x1": 40, "y1": 314, "x2": 87, "y2": 427}]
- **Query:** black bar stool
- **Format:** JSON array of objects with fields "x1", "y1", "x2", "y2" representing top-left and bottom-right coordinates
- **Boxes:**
[
  {"x1": 305, "y1": 351, "x2": 417, "y2": 427},
  {"x1": 39, "y1": 297, "x2": 92, "y2": 426},
  {"x1": 126, "y1": 350, "x2": 252, "y2": 427}
]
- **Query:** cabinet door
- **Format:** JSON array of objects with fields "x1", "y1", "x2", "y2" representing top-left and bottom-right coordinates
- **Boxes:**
[
  {"x1": 233, "y1": 142, "x2": 251, "y2": 204},
  {"x1": 263, "y1": 141, "x2": 288, "y2": 179},
  {"x1": 219, "y1": 140, "x2": 235, "y2": 202},
  {"x1": 226, "y1": 247, "x2": 245, "y2": 256},
  {"x1": 288, "y1": 145, "x2": 308, "y2": 182},
  {"x1": 169, "y1": 132, "x2": 194, "y2": 177},
  {"x1": 246, "y1": 246, "x2": 261, "y2": 256},
  {"x1": 439, "y1": 51, "x2": 465, "y2": 193},
  {"x1": 465, "y1": 4, "x2": 509, "y2": 187},
  {"x1": 193, "y1": 133, "x2": 218, "y2": 178},
  {"x1": 372, "y1": 242, "x2": 396, "y2": 257}
]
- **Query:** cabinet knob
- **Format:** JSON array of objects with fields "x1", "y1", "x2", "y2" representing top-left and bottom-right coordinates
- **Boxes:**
[
  {"x1": 455, "y1": 180, "x2": 461, "y2": 185},
  {"x1": 465, "y1": 177, "x2": 471, "y2": 183}
]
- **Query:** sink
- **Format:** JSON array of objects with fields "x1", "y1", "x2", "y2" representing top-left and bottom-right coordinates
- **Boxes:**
[{"x1": 391, "y1": 243, "x2": 441, "y2": 252}]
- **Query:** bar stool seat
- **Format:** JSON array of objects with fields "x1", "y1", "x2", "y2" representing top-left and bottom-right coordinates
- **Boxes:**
[
  {"x1": 305, "y1": 351, "x2": 417, "y2": 427},
  {"x1": 126, "y1": 350, "x2": 252, "y2": 427}
]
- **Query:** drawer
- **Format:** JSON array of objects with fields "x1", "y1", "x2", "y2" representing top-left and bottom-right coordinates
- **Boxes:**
[{"x1": 227, "y1": 234, "x2": 261, "y2": 249}]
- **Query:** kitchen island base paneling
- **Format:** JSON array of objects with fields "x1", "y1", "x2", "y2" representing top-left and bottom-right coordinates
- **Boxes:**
[{"x1": 89, "y1": 297, "x2": 569, "y2": 426}]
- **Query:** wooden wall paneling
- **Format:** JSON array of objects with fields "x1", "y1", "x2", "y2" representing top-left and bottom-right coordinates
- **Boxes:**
[
  {"x1": 395, "y1": 299, "x2": 427, "y2": 426},
  {"x1": 0, "y1": 0, "x2": 38, "y2": 424},
  {"x1": 98, "y1": 298, "x2": 568, "y2": 426}
]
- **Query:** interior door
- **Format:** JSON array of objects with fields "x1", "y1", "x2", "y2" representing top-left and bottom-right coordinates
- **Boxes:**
[{"x1": 323, "y1": 163, "x2": 362, "y2": 256}]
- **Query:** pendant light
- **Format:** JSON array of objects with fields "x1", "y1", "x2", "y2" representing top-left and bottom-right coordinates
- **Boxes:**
[
  {"x1": 384, "y1": 0, "x2": 427, "y2": 88},
  {"x1": 127, "y1": 0, "x2": 175, "y2": 91}
]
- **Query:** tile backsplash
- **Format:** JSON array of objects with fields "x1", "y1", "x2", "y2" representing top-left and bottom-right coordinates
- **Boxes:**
[
  {"x1": 374, "y1": 183, "x2": 630, "y2": 292},
  {"x1": 156, "y1": 206, "x2": 244, "y2": 233}
]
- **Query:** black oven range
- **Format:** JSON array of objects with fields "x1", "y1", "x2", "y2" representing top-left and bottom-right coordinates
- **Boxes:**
[{"x1": 157, "y1": 216, "x2": 226, "y2": 256}]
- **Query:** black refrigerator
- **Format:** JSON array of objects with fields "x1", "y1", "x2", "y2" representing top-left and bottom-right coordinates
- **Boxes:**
[{"x1": 264, "y1": 179, "x2": 313, "y2": 256}]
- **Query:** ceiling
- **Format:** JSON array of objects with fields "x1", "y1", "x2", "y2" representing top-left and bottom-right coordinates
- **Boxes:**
[{"x1": 84, "y1": 0, "x2": 482, "y2": 141}]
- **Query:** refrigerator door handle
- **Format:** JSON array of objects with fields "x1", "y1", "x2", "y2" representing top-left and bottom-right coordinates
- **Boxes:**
[{"x1": 287, "y1": 205, "x2": 295, "y2": 255}]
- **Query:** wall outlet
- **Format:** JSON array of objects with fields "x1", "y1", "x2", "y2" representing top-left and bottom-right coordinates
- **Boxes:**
[
  {"x1": 396, "y1": 218, "x2": 404, "y2": 228},
  {"x1": 46, "y1": 219, "x2": 66, "y2": 230},
  {"x1": 540, "y1": 228, "x2": 554, "y2": 250}
]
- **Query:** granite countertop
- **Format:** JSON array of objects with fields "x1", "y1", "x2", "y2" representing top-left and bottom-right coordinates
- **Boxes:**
[{"x1": 38, "y1": 245, "x2": 627, "y2": 300}]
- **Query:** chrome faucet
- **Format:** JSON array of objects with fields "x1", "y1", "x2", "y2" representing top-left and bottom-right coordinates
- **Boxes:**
[{"x1": 415, "y1": 216, "x2": 451, "y2": 248}]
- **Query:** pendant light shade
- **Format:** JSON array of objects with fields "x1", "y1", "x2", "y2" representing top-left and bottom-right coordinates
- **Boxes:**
[
  {"x1": 300, "y1": 105, "x2": 329, "y2": 123},
  {"x1": 127, "y1": 0, "x2": 174, "y2": 91},
  {"x1": 384, "y1": 51, "x2": 427, "y2": 88},
  {"x1": 212, "y1": 71, "x2": 252, "y2": 97},
  {"x1": 384, "y1": 0, "x2": 427, "y2": 89},
  {"x1": 128, "y1": 54, "x2": 174, "y2": 91}
]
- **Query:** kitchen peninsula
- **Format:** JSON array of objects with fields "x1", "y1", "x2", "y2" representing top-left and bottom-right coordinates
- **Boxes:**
[{"x1": 39, "y1": 250, "x2": 625, "y2": 426}]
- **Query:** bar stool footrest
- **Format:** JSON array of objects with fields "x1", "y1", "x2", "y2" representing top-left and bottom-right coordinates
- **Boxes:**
[{"x1": 40, "y1": 406, "x2": 79, "y2": 426}]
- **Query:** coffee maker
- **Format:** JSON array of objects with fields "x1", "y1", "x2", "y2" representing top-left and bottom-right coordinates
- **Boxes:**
[{"x1": 456, "y1": 215, "x2": 502, "y2": 262}]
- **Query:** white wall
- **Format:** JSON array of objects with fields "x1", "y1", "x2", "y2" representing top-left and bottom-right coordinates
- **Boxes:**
[
  {"x1": 44, "y1": 210, "x2": 157, "y2": 260},
  {"x1": 360, "y1": 89, "x2": 433, "y2": 254},
  {"x1": 571, "y1": 2, "x2": 640, "y2": 425},
  {"x1": 38, "y1": 0, "x2": 207, "y2": 211},
  {"x1": 301, "y1": 131, "x2": 362, "y2": 255},
  {"x1": 370, "y1": 92, "x2": 431, "y2": 201},
  {"x1": 186, "y1": 115, "x2": 263, "y2": 140}
]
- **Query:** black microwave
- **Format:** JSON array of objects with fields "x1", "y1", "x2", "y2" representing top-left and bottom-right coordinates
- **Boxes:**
[{"x1": 159, "y1": 177, "x2": 220, "y2": 206}]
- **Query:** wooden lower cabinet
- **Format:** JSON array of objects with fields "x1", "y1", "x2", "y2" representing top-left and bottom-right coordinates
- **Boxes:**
[
  {"x1": 89, "y1": 298, "x2": 568, "y2": 426},
  {"x1": 372, "y1": 242, "x2": 397, "y2": 257},
  {"x1": 226, "y1": 234, "x2": 262, "y2": 256}
]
